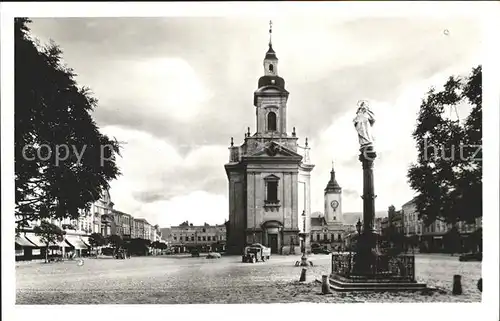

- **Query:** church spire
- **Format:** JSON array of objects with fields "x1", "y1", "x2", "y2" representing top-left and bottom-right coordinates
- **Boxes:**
[
  {"x1": 264, "y1": 20, "x2": 278, "y2": 63},
  {"x1": 325, "y1": 162, "x2": 341, "y2": 193},
  {"x1": 269, "y1": 20, "x2": 273, "y2": 47}
]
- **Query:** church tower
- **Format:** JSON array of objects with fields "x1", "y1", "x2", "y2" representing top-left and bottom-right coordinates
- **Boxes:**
[
  {"x1": 324, "y1": 162, "x2": 343, "y2": 224},
  {"x1": 225, "y1": 22, "x2": 315, "y2": 255}
]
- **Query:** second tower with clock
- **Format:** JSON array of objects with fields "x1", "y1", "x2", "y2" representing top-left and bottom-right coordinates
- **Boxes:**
[{"x1": 324, "y1": 163, "x2": 343, "y2": 224}]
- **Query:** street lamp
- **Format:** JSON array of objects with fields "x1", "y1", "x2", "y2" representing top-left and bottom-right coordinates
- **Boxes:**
[{"x1": 295, "y1": 210, "x2": 312, "y2": 267}]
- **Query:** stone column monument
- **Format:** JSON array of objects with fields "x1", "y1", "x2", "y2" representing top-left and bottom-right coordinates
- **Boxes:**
[
  {"x1": 326, "y1": 100, "x2": 427, "y2": 291},
  {"x1": 354, "y1": 100, "x2": 377, "y2": 251}
]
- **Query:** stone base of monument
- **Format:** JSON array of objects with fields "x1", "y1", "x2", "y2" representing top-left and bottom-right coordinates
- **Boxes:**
[
  {"x1": 327, "y1": 274, "x2": 427, "y2": 292},
  {"x1": 326, "y1": 252, "x2": 428, "y2": 292}
]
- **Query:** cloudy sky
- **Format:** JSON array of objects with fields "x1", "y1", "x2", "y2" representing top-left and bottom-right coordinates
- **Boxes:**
[{"x1": 27, "y1": 15, "x2": 482, "y2": 228}]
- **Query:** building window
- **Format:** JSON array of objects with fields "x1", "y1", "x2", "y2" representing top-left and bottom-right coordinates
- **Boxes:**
[
  {"x1": 310, "y1": 235, "x2": 313, "y2": 242},
  {"x1": 267, "y1": 181, "x2": 278, "y2": 202},
  {"x1": 198, "y1": 236, "x2": 201, "y2": 241},
  {"x1": 203, "y1": 236, "x2": 206, "y2": 241},
  {"x1": 323, "y1": 234, "x2": 328, "y2": 241},
  {"x1": 267, "y1": 112, "x2": 277, "y2": 131},
  {"x1": 269, "y1": 64, "x2": 274, "y2": 73},
  {"x1": 191, "y1": 236, "x2": 194, "y2": 241},
  {"x1": 316, "y1": 234, "x2": 320, "y2": 241},
  {"x1": 338, "y1": 234, "x2": 342, "y2": 241}
]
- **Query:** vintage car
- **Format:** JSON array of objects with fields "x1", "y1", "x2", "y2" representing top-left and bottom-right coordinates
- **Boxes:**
[
  {"x1": 191, "y1": 248, "x2": 201, "y2": 257},
  {"x1": 459, "y1": 252, "x2": 482, "y2": 262},
  {"x1": 206, "y1": 252, "x2": 222, "y2": 259},
  {"x1": 242, "y1": 243, "x2": 271, "y2": 263},
  {"x1": 311, "y1": 245, "x2": 331, "y2": 255}
]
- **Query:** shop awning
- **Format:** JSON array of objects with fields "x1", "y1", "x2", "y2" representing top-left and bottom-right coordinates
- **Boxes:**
[
  {"x1": 25, "y1": 234, "x2": 62, "y2": 247},
  {"x1": 80, "y1": 236, "x2": 90, "y2": 247},
  {"x1": 15, "y1": 235, "x2": 36, "y2": 247},
  {"x1": 65, "y1": 235, "x2": 89, "y2": 250}
]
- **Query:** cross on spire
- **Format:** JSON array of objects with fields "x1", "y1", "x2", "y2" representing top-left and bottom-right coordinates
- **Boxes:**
[{"x1": 269, "y1": 20, "x2": 273, "y2": 46}]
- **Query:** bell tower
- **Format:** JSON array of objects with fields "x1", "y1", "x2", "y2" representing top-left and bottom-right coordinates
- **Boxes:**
[
  {"x1": 324, "y1": 162, "x2": 343, "y2": 224},
  {"x1": 254, "y1": 21, "x2": 288, "y2": 136}
]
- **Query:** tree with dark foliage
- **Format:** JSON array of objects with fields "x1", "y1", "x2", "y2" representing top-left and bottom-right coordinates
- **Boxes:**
[
  {"x1": 88, "y1": 232, "x2": 106, "y2": 257},
  {"x1": 33, "y1": 221, "x2": 66, "y2": 263},
  {"x1": 107, "y1": 234, "x2": 124, "y2": 256},
  {"x1": 15, "y1": 18, "x2": 121, "y2": 229},
  {"x1": 407, "y1": 66, "x2": 481, "y2": 226}
]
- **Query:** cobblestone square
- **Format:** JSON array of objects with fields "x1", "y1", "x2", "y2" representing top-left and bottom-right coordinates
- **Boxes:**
[{"x1": 16, "y1": 253, "x2": 481, "y2": 304}]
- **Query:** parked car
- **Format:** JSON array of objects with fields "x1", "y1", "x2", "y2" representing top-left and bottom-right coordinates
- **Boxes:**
[
  {"x1": 459, "y1": 252, "x2": 482, "y2": 262},
  {"x1": 242, "y1": 243, "x2": 271, "y2": 263},
  {"x1": 206, "y1": 252, "x2": 221, "y2": 259},
  {"x1": 312, "y1": 246, "x2": 331, "y2": 255},
  {"x1": 191, "y1": 249, "x2": 200, "y2": 257}
]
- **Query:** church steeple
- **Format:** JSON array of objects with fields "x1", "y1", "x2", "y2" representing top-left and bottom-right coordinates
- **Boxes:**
[
  {"x1": 325, "y1": 162, "x2": 342, "y2": 193},
  {"x1": 254, "y1": 21, "x2": 289, "y2": 135},
  {"x1": 264, "y1": 20, "x2": 278, "y2": 76}
]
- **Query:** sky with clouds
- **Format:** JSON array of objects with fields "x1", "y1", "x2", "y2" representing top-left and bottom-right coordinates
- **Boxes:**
[{"x1": 27, "y1": 15, "x2": 482, "y2": 228}]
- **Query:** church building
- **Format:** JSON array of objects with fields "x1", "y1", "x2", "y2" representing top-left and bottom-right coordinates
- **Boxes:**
[{"x1": 224, "y1": 24, "x2": 315, "y2": 255}]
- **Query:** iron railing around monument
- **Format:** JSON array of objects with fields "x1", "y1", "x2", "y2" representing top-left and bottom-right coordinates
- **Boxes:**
[{"x1": 331, "y1": 253, "x2": 416, "y2": 282}]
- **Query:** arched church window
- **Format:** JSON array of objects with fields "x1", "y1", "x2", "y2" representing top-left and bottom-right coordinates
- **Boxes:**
[
  {"x1": 269, "y1": 64, "x2": 274, "y2": 73},
  {"x1": 267, "y1": 112, "x2": 277, "y2": 131}
]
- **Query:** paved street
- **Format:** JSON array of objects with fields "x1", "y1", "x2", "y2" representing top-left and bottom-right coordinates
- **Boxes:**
[{"x1": 16, "y1": 253, "x2": 481, "y2": 304}]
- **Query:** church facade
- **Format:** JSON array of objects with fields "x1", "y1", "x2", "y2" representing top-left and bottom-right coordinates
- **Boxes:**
[{"x1": 224, "y1": 31, "x2": 314, "y2": 255}]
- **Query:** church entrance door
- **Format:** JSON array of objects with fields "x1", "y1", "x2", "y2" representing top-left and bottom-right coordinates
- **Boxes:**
[{"x1": 268, "y1": 234, "x2": 278, "y2": 254}]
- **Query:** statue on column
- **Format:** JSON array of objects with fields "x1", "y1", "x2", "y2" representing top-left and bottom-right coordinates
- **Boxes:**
[{"x1": 353, "y1": 100, "x2": 375, "y2": 147}]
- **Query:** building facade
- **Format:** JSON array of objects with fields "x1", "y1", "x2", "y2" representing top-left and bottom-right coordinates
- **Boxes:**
[
  {"x1": 111, "y1": 210, "x2": 133, "y2": 239},
  {"x1": 224, "y1": 30, "x2": 314, "y2": 255},
  {"x1": 401, "y1": 198, "x2": 482, "y2": 253},
  {"x1": 133, "y1": 218, "x2": 145, "y2": 240},
  {"x1": 153, "y1": 225, "x2": 162, "y2": 242},
  {"x1": 15, "y1": 189, "x2": 115, "y2": 260},
  {"x1": 402, "y1": 198, "x2": 422, "y2": 237},
  {"x1": 167, "y1": 222, "x2": 226, "y2": 253}
]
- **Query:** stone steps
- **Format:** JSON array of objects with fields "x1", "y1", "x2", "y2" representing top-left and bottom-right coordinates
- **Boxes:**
[{"x1": 315, "y1": 274, "x2": 428, "y2": 292}]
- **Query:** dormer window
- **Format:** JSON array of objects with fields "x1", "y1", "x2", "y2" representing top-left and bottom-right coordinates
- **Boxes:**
[{"x1": 267, "y1": 112, "x2": 277, "y2": 131}]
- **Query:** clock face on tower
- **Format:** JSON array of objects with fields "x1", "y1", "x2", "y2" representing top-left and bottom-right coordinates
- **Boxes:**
[{"x1": 330, "y1": 200, "x2": 339, "y2": 210}]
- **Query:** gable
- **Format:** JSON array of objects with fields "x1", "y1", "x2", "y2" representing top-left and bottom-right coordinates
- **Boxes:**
[
  {"x1": 263, "y1": 174, "x2": 280, "y2": 181},
  {"x1": 247, "y1": 141, "x2": 303, "y2": 158}
]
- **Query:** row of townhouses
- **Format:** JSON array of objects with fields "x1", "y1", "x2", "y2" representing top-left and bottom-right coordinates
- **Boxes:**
[
  {"x1": 374, "y1": 198, "x2": 482, "y2": 253},
  {"x1": 15, "y1": 189, "x2": 163, "y2": 261},
  {"x1": 161, "y1": 221, "x2": 227, "y2": 253}
]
